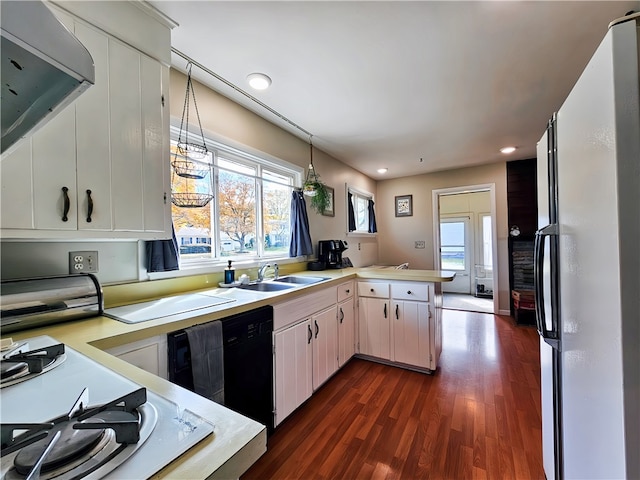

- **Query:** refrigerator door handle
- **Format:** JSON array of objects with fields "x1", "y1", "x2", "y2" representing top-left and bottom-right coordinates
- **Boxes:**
[{"x1": 534, "y1": 224, "x2": 561, "y2": 350}]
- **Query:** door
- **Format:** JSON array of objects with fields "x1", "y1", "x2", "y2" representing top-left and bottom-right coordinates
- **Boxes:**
[
  {"x1": 274, "y1": 320, "x2": 312, "y2": 426},
  {"x1": 358, "y1": 297, "x2": 390, "y2": 359},
  {"x1": 312, "y1": 306, "x2": 338, "y2": 390},
  {"x1": 338, "y1": 297, "x2": 355, "y2": 367},
  {"x1": 391, "y1": 300, "x2": 430, "y2": 368},
  {"x1": 440, "y1": 217, "x2": 472, "y2": 293}
]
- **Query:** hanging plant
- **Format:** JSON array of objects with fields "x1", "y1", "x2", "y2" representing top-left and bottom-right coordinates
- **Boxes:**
[
  {"x1": 305, "y1": 180, "x2": 330, "y2": 214},
  {"x1": 302, "y1": 138, "x2": 330, "y2": 214}
]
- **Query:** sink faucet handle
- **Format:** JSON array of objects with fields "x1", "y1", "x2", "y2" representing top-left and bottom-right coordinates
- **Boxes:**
[{"x1": 274, "y1": 263, "x2": 279, "y2": 279}]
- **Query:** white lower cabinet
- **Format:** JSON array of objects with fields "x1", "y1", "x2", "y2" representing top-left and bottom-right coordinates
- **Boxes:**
[
  {"x1": 312, "y1": 305, "x2": 339, "y2": 390},
  {"x1": 358, "y1": 280, "x2": 441, "y2": 372},
  {"x1": 391, "y1": 300, "x2": 430, "y2": 368},
  {"x1": 105, "y1": 335, "x2": 168, "y2": 379},
  {"x1": 358, "y1": 297, "x2": 391, "y2": 360},
  {"x1": 337, "y1": 280, "x2": 356, "y2": 367},
  {"x1": 273, "y1": 287, "x2": 341, "y2": 426},
  {"x1": 274, "y1": 320, "x2": 313, "y2": 426}
]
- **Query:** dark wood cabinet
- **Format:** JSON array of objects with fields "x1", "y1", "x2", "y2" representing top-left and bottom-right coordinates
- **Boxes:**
[{"x1": 507, "y1": 159, "x2": 537, "y2": 322}]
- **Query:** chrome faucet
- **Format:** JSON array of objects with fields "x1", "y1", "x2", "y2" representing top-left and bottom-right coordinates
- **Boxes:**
[
  {"x1": 257, "y1": 263, "x2": 279, "y2": 281},
  {"x1": 257, "y1": 264, "x2": 271, "y2": 282}
]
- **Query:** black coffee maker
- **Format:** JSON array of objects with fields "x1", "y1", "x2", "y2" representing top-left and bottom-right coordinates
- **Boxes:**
[{"x1": 318, "y1": 240, "x2": 348, "y2": 269}]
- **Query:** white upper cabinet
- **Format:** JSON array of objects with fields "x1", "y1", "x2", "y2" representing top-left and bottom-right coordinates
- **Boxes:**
[{"x1": 0, "y1": 2, "x2": 173, "y2": 239}]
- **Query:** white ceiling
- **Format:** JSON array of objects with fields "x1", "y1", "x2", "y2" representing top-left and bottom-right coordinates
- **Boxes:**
[{"x1": 149, "y1": 1, "x2": 639, "y2": 180}]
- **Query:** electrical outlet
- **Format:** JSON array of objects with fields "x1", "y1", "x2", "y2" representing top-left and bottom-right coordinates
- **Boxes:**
[
  {"x1": 415, "y1": 241, "x2": 426, "y2": 249},
  {"x1": 69, "y1": 251, "x2": 99, "y2": 273}
]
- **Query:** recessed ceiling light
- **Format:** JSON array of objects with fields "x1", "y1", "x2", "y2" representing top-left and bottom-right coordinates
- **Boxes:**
[
  {"x1": 377, "y1": 168, "x2": 388, "y2": 174},
  {"x1": 247, "y1": 73, "x2": 271, "y2": 90},
  {"x1": 500, "y1": 146, "x2": 517, "y2": 154}
]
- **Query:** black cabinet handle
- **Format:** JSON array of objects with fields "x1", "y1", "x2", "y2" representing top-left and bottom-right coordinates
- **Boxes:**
[
  {"x1": 308, "y1": 324, "x2": 312, "y2": 344},
  {"x1": 314, "y1": 320, "x2": 319, "y2": 338},
  {"x1": 339, "y1": 308, "x2": 344, "y2": 324},
  {"x1": 346, "y1": 289, "x2": 350, "y2": 294},
  {"x1": 383, "y1": 303, "x2": 387, "y2": 318},
  {"x1": 407, "y1": 290, "x2": 412, "y2": 295},
  {"x1": 86, "y1": 189, "x2": 93, "y2": 223},
  {"x1": 61, "y1": 187, "x2": 70, "y2": 222},
  {"x1": 396, "y1": 304, "x2": 399, "y2": 320},
  {"x1": 370, "y1": 288, "x2": 374, "y2": 293}
]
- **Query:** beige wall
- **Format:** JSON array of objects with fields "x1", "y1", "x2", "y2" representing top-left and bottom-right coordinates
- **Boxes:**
[
  {"x1": 376, "y1": 162, "x2": 510, "y2": 312},
  {"x1": 170, "y1": 69, "x2": 378, "y2": 267}
]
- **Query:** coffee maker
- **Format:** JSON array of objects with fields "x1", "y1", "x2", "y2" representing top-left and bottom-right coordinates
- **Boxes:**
[{"x1": 318, "y1": 240, "x2": 348, "y2": 269}]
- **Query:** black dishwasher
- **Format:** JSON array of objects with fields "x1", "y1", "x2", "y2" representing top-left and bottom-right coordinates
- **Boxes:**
[{"x1": 167, "y1": 305, "x2": 274, "y2": 431}]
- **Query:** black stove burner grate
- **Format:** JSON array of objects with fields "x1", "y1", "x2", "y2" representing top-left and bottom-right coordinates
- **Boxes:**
[
  {"x1": 0, "y1": 344, "x2": 65, "y2": 382},
  {"x1": 1, "y1": 387, "x2": 147, "y2": 480}
]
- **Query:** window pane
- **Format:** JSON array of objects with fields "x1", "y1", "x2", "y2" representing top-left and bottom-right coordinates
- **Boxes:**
[
  {"x1": 482, "y1": 215, "x2": 493, "y2": 267},
  {"x1": 218, "y1": 169, "x2": 256, "y2": 257},
  {"x1": 355, "y1": 195, "x2": 368, "y2": 231},
  {"x1": 441, "y1": 246, "x2": 465, "y2": 270},
  {"x1": 440, "y1": 222, "x2": 465, "y2": 246},
  {"x1": 218, "y1": 157, "x2": 256, "y2": 176},
  {"x1": 263, "y1": 180, "x2": 291, "y2": 256},
  {"x1": 171, "y1": 142, "x2": 214, "y2": 259}
]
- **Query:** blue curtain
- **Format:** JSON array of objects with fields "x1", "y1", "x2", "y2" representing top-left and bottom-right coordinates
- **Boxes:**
[
  {"x1": 348, "y1": 192, "x2": 356, "y2": 232},
  {"x1": 146, "y1": 224, "x2": 180, "y2": 272},
  {"x1": 368, "y1": 199, "x2": 378, "y2": 233},
  {"x1": 289, "y1": 190, "x2": 313, "y2": 257}
]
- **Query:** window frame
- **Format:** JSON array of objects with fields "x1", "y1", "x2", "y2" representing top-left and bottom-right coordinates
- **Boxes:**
[
  {"x1": 169, "y1": 126, "x2": 303, "y2": 268},
  {"x1": 346, "y1": 184, "x2": 376, "y2": 237}
]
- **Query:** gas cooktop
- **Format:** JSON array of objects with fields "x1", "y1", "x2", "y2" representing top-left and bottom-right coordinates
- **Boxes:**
[{"x1": 0, "y1": 336, "x2": 214, "y2": 480}]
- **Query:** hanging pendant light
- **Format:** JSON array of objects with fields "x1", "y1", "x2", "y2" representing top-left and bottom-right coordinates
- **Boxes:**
[{"x1": 171, "y1": 62, "x2": 213, "y2": 208}]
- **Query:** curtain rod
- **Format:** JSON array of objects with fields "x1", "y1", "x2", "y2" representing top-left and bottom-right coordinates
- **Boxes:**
[{"x1": 171, "y1": 47, "x2": 314, "y2": 141}]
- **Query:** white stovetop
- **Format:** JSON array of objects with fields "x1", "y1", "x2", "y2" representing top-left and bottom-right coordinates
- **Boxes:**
[{"x1": 0, "y1": 336, "x2": 214, "y2": 480}]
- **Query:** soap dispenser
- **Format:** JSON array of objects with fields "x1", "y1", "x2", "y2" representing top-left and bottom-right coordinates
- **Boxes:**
[{"x1": 224, "y1": 260, "x2": 235, "y2": 284}]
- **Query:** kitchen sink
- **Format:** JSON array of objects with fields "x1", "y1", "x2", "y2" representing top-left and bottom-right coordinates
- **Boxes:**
[
  {"x1": 272, "y1": 275, "x2": 330, "y2": 285},
  {"x1": 237, "y1": 282, "x2": 296, "y2": 292}
]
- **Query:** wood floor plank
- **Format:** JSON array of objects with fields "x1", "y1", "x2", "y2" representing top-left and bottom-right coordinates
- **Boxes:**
[{"x1": 242, "y1": 311, "x2": 544, "y2": 480}]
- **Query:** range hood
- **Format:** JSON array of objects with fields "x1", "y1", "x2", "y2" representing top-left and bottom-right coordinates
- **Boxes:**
[{"x1": 1, "y1": 1, "x2": 95, "y2": 154}]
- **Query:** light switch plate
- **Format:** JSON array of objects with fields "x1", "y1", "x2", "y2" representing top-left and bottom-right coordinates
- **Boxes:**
[{"x1": 69, "y1": 251, "x2": 99, "y2": 273}]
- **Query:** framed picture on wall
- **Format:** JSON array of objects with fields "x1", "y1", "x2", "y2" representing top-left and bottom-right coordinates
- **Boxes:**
[
  {"x1": 395, "y1": 195, "x2": 413, "y2": 217},
  {"x1": 322, "y1": 186, "x2": 335, "y2": 216}
]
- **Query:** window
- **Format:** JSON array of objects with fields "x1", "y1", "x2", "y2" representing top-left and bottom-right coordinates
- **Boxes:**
[
  {"x1": 347, "y1": 186, "x2": 375, "y2": 234},
  {"x1": 170, "y1": 128, "x2": 301, "y2": 264},
  {"x1": 440, "y1": 220, "x2": 467, "y2": 271}
]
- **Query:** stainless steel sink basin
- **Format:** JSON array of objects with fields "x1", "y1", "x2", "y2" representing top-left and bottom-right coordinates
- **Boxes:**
[
  {"x1": 272, "y1": 275, "x2": 329, "y2": 285},
  {"x1": 237, "y1": 282, "x2": 296, "y2": 292}
]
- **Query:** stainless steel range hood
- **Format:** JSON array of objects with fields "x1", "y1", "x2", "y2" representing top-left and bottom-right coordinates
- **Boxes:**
[{"x1": 1, "y1": 1, "x2": 95, "y2": 155}]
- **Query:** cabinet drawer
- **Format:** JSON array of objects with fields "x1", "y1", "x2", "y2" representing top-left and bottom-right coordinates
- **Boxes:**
[
  {"x1": 273, "y1": 287, "x2": 336, "y2": 331},
  {"x1": 337, "y1": 280, "x2": 355, "y2": 303},
  {"x1": 358, "y1": 281, "x2": 389, "y2": 299},
  {"x1": 391, "y1": 282, "x2": 429, "y2": 301}
]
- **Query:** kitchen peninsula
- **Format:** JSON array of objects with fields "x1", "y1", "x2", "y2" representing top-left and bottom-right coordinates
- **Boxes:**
[{"x1": 2, "y1": 267, "x2": 454, "y2": 479}]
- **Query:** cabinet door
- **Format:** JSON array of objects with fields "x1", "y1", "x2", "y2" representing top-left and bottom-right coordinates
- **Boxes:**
[
  {"x1": 75, "y1": 22, "x2": 113, "y2": 231},
  {"x1": 0, "y1": 108, "x2": 76, "y2": 232},
  {"x1": 32, "y1": 107, "x2": 78, "y2": 231},
  {"x1": 141, "y1": 58, "x2": 170, "y2": 234},
  {"x1": 338, "y1": 297, "x2": 355, "y2": 367},
  {"x1": 392, "y1": 300, "x2": 430, "y2": 368},
  {"x1": 358, "y1": 297, "x2": 390, "y2": 360},
  {"x1": 109, "y1": 40, "x2": 144, "y2": 232},
  {"x1": 274, "y1": 320, "x2": 312, "y2": 426},
  {"x1": 312, "y1": 306, "x2": 338, "y2": 390}
]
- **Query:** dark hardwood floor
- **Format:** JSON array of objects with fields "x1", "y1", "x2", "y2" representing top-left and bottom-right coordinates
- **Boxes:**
[{"x1": 243, "y1": 310, "x2": 544, "y2": 479}]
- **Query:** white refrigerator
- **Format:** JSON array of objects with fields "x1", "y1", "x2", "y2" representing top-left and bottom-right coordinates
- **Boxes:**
[{"x1": 535, "y1": 13, "x2": 640, "y2": 480}]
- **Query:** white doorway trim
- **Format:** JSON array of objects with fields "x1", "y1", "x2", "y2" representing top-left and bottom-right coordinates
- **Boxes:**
[{"x1": 432, "y1": 183, "x2": 500, "y2": 315}]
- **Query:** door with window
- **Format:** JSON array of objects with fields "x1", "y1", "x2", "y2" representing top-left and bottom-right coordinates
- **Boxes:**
[{"x1": 440, "y1": 217, "x2": 472, "y2": 293}]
